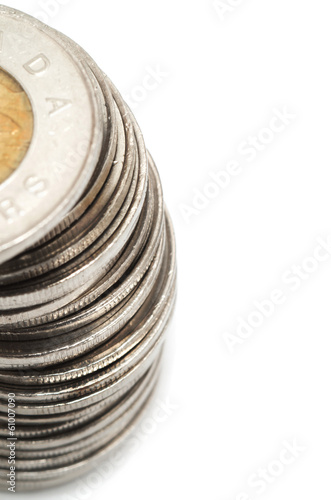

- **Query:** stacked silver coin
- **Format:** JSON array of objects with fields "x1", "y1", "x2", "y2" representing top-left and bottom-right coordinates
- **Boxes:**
[{"x1": 0, "y1": 6, "x2": 176, "y2": 492}]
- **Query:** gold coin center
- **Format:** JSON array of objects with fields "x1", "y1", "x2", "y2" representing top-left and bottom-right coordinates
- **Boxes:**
[{"x1": 0, "y1": 67, "x2": 34, "y2": 184}]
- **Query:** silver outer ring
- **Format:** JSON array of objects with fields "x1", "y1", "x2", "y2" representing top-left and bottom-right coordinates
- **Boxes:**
[{"x1": 0, "y1": 6, "x2": 103, "y2": 263}]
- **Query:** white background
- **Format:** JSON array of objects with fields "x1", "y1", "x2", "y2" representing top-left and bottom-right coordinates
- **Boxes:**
[{"x1": 2, "y1": 1, "x2": 331, "y2": 499}]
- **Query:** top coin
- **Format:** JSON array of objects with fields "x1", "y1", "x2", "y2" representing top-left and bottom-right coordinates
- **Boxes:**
[{"x1": 0, "y1": 6, "x2": 103, "y2": 264}]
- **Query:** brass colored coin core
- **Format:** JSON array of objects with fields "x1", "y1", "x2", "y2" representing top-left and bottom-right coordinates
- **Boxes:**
[{"x1": 0, "y1": 67, "x2": 34, "y2": 184}]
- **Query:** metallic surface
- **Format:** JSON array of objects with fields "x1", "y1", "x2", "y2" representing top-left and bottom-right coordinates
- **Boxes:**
[
  {"x1": 0, "y1": 6, "x2": 103, "y2": 263},
  {"x1": 0, "y1": 5, "x2": 176, "y2": 493}
]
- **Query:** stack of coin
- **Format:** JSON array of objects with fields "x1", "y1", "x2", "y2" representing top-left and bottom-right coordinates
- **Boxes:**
[{"x1": 0, "y1": 6, "x2": 176, "y2": 492}]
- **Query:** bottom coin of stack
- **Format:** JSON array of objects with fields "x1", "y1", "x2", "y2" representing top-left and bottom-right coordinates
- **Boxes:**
[{"x1": 0, "y1": 7, "x2": 176, "y2": 492}]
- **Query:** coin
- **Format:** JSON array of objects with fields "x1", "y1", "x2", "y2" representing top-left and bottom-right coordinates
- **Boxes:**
[{"x1": 0, "y1": 6, "x2": 103, "y2": 263}]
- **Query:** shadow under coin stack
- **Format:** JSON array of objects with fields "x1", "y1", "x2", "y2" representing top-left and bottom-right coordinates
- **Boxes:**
[{"x1": 0, "y1": 6, "x2": 176, "y2": 491}]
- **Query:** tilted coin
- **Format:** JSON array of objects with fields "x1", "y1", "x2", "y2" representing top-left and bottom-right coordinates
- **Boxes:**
[{"x1": 0, "y1": 6, "x2": 103, "y2": 263}]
